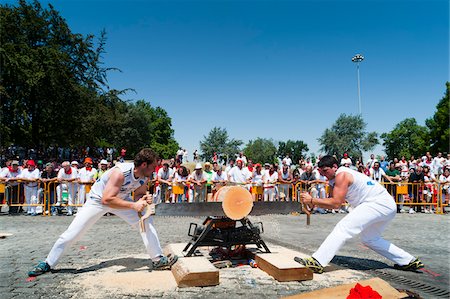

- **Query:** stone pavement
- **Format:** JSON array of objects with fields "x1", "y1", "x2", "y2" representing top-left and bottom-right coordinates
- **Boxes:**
[{"x1": 1, "y1": 212, "x2": 449, "y2": 298}]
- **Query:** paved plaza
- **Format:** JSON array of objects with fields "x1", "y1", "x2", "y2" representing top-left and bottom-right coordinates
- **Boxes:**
[{"x1": 1, "y1": 211, "x2": 449, "y2": 298}]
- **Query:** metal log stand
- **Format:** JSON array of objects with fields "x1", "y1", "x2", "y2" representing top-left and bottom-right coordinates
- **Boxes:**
[{"x1": 182, "y1": 216, "x2": 270, "y2": 257}]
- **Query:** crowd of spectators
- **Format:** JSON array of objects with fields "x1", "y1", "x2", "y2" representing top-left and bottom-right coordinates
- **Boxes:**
[{"x1": 1, "y1": 144, "x2": 449, "y2": 216}]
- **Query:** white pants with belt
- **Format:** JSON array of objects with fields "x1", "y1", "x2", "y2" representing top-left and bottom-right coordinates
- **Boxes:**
[
  {"x1": 45, "y1": 198, "x2": 163, "y2": 267},
  {"x1": 312, "y1": 197, "x2": 414, "y2": 267}
]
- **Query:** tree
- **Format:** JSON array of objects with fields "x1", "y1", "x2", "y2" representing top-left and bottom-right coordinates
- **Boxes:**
[
  {"x1": 426, "y1": 82, "x2": 450, "y2": 154},
  {"x1": 0, "y1": 1, "x2": 179, "y2": 159},
  {"x1": 243, "y1": 138, "x2": 278, "y2": 164},
  {"x1": 0, "y1": 0, "x2": 109, "y2": 147},
  {"x1": 277, "y1": 140, "x2": 309, "y2": 164},
  {"x1": 199, "y1": 127, "x2": 242, "y2": 162},
  {"x1": 318, "y1": 114, "x2": 378, "y2": 161},
  {"x1": 381, "y1": 118, "x2": 429, "y2": 160}
]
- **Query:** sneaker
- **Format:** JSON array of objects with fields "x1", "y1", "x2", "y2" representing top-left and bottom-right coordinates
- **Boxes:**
[
  {"x1": 409, "y1": 208, "x2": 416, "y2": 214},
  {"x1": 28, "y1": 261, "x2": 51, "y2": 277},
  {"x1": 294, "y1": 256, "x2": 324, "y2": 274},
  {"x1": 424, "y1": 209, "x2": 430, "y2": 214},
  {"x1": 151, "y1": 255, "x2": 178, "y2": 271},
  {"x1": 66, "y1": 211, "x2": 73, "y2": 216},
  {"x1": 394, "y1": 258, "x2": 424, "y2": 272},
  {"x1": 400, "y1": 209, "x2": 406, "y2": 213}
]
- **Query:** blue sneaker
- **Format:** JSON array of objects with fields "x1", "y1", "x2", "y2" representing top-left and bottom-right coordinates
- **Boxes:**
[
  {"x1": 151, "y1": 255, "x2": 178, "y2": 271},
  {"x1": 28, "y1": 261, "x2": 51, "y2": 277}
]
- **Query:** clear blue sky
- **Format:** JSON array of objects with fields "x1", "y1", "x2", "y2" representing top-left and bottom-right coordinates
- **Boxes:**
[{"x1": 16, "y1": 0, "x2": 450, "y2": 160}]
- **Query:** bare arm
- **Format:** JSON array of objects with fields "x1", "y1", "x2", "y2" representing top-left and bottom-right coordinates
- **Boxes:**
[
  {"x1": 300, "y1": 172, "x2": 351, "y2": 210},
  {"x1": 101, "y1": 169, "x2": 147, "y2": 212}
]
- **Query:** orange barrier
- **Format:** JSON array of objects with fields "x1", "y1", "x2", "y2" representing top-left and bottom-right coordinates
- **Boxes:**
[{"x1": 0, "y1": 179, "x2": 447, "y2": 215}]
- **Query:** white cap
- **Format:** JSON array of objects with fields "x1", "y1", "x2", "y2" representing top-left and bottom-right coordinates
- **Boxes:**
[
  {"x1": 71, "y1": 161, "x2": 79, "y2": 165},
  {"x1": 100, "y1": 159, "x2": 108, "y2": 165},
  {"x1": 195, "y1": 163, "x2": 202, "y2": 170}
]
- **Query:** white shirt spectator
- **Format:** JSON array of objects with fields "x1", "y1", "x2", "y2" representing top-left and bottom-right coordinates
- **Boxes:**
[
  {"x1": 228, "y1": 166, "x2": 251, "y2": 184},
  {"x1": 78, "y1": 167, "x2": 97, "y2": 182},
  {"x1": 212, "y1": 170, "x2": 228, "y2": 182},
  {"x1": 263, "y1": 171, "x2": 278, "y2": 187},
  {"x1": 157, "y1": 167, "x2": 173, "y2": 181},
  {"x1": 282, "y1": 156, "x2": 292, "y2": 167},
  {"x1": 340, "y1": 157, "x2": 353, "y2": 167},
  {"x1": 369, "y1": 167, "x2": 386, "y2": 182},
  {"x1": 58, "y1": 167, "x2": 78, "y2": 181},
  {"x1": 18, "y1": 168, "x2": 40, "y2": 187},
  {"x1": 190, "y1": 170, "x2": 206, "y2": 182}
]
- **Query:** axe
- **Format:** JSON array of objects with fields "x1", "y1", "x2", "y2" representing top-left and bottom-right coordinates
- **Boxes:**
[{"x1": 138, "y1": 192, "x2": 156, "y2": 233}]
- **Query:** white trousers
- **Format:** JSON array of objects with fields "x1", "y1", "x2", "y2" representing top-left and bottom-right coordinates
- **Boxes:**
[
  {"x1": 24, "y1": 186, "x2": 38, "y2": 214},
  {"x1": 45, "y1": 198, "x2": 163, "y2": 267},
  {"x1": 312, "y1": 198, "x2": 414, "y2": 267}
]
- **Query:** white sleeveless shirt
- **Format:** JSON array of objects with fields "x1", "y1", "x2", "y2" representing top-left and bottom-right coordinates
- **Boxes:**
[
  {"x1": 329, "y1": 167, "x2": 390, "y2": 207},
  {"x1": 90, "y1": 163, "x2": 148, "y2": 202}
]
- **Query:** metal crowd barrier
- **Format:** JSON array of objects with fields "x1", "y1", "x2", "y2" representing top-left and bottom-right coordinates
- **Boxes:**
[{"x1": 0, "y1": 179, "x2": 448, "y2": 215}]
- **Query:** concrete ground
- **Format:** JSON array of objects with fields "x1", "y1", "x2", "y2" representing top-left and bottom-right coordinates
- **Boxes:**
[{"x1": 1, "y1": 211, "x2": 449, "y2": 298}]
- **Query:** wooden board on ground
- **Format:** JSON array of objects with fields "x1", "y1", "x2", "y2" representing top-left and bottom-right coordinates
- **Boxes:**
[
  {"x1": 256, "y1": 251, "x2": 313, "y2": 282},
  {"x1": 283, "y1": 277, "x2": 408, "y2": 299},
  {"x1": 171, "y1": 256, "x2": 219, "y2": 288}
]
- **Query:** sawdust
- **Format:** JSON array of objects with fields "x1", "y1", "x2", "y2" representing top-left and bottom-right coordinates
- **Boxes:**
[{"x1": 68, "y1": 255, "x2": 177, "y2": 298}]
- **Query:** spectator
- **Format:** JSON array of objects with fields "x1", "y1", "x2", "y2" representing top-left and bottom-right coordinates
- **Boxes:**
[
  {"x1": 203, "y1": 162, "x2": 214, "y2": 201},
  {"x1": 422, "y1": 165, "x2": 437, "y2": 213},
  {"x1": 385, "y1": 162, "x2": 402, "y2": 212},
  {"x1": 172, "y1": 166, "x2": 189, "y2": 203},
  {"x1": 300, "y1": 165, "x2": 326, "y2": 214},
  {"x1": 432, "y1": 152, "x2": 444, "y2": 176},
  {"x1": 366, "y1": 153, "x2": 377, "y2": 169},
  {"x1": 250, "y1": 164, "x2": 264, "y2": 201},
  {"x1": 340, "y1": 153, "x2": 352, "y2": 167},
  {"x1": 40, "y1": 163, "x2": 58, "y2": 216},
  {"x1": 189, "y1": 163, "x2": 206, "y2": 202},
  {"x1": 358, "y1": 164, "x2": 370, "y2": 176},
  {"x1": 212, "y1": 165, "x2": 228, "y2": 196},
  {"x1": 263, "y1": 164, "x2": 278, "y2": 202},
  {"x1": 278, "y1": 164, "x2": 293, "y2": 201},
  {"x1": 379, "y1": 156, "x2": 389, "y2": 172},
  {"x1": 77, "y1": 157, "x2": 97, "y2": 206},
  {"x1": 1, "y1": 160, "x2": 23, "y2": 214},
  {"x1": 18, "y1": 160, "x2": 40, "y2": 216},
  {"x1": 369, "y1": 162, "x2": 392, "y2": 184},
  {"x1": 408, "y1": 166, "x2": 425, "y2": 214},
  {"x1": 56, "y1": 161, "x2": 78, "y2": 216},
  {"x1": 282, "y1": 154, "x2": 292, "y2": 167},
  {"x1": 439, "y1": 168, "x2": 450, "y2": 205},
  {"x1": 95, "y1": 160, "x2": 108, "y2": 179},
  {"x1": 236, "y1": 152, "x2": 247, "y2": 166},
  {"x1": 157, "y1": 163, "x2": 173, "y2": 204},
  {"x1": 193, "y1": 150, "x2": 199, "y2": 162},
  {"x1": 228, "y1": 160, "x2": 251, "y2": 187},
  {"x1": 183, "y1": 149, "x2": 188, "y2": 163},
  {"x1": 176, "y1": 148, "x2": 184, "y2": 164}
]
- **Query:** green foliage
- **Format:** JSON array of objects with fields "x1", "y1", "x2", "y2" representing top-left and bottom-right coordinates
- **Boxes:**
[
  {"x1": 318, "y1": 114, "x2": 378, "y2": 161},
  {"x1": 381, "y1": 118, "x2": 429, "y2": 160},
  {"x1": 426, "y1": 82, "x2": 450, "y2": 154},
  {"x1": 199, "y1": 127, "x2": 243, "y2": 161},
  {"x1": 0, "y1": 1, "x2": 178, "y2": 157},
  {"x1": 243, "y1": 138, "x2": 278, "y2": 164},
  {"x1": 277, "y1": 140, "x2": 309, "y2": 164}
]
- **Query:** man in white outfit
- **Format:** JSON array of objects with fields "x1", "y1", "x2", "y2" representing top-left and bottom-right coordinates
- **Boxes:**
[
  {"x1": 18, "y1": 160, "x2": 40, "y2": 215},
  {"x1": 295, "y1": 155, "x2": 424, "y2": 274},
  {"x1": 28, "y1": 148, "x2": 178, "y2": 277}
]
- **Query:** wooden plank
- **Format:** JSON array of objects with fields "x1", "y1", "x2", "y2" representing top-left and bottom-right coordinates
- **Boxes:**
[
  {"x1": 171, "y1": 256, "x2": 219, "y2": 288},
  {"x1": 283, "y1": 277, "x2": 408, "y2": 298},
  {"x1": 256, "y1": 252, "x2": 313, "y2": 282}
]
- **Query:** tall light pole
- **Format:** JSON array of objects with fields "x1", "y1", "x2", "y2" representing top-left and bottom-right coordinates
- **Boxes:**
[{"x1": 352, "y1": 54, "x2": 364, "y2": 115}]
